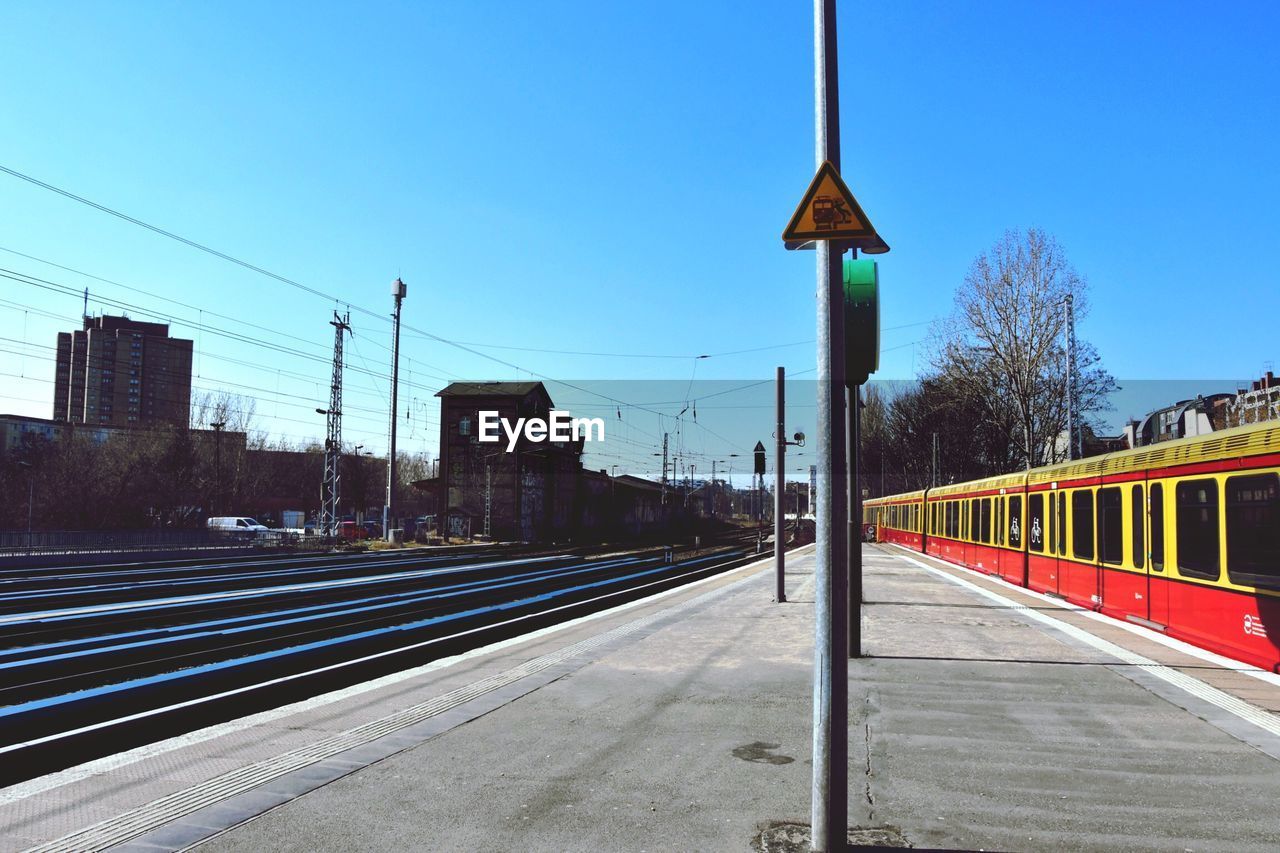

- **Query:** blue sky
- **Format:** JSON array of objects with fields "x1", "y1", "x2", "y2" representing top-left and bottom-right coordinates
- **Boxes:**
[{"x1": 1, "y1": 1, "x2": 1277, "y2": 477}]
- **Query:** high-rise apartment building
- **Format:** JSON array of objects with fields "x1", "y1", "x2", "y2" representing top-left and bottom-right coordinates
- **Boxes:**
[{"x1": 53, "y1": 315, "x2": 194, "y2": 428}]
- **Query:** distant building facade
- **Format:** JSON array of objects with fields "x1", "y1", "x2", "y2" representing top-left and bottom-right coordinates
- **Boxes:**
[
  {"x1": 0, "y1": 413, "x2": 120, "y2": 459},
  {"x1": 436, "y1": 381, "x2": 584, "y2": 542},
  {"x1": 54, "y1": 315, "x2": 193, "y2": 428},
  {"x1": 1222, "y1": 371, "x2": 1280, "y2": 428}
]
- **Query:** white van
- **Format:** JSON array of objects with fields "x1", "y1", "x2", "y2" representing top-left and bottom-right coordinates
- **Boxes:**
[{"x1": 207, "y1": 517, "x2": 270, "y2": 537}]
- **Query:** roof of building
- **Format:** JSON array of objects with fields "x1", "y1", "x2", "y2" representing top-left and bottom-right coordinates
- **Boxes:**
[
  {"x1": 614, "y1": 474, "x2": 664, "y2": 492},
  {"x1": 435, "y1": 381, "x2": 547, "y2": 398}
]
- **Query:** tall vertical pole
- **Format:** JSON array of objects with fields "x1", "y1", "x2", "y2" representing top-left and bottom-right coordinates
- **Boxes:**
[
  {"x1": 811, "y1": 0, "x2": 848, "y2": 848},
  {"x1": 485, "y1": 460, "x2": 492, "y2": 538},
  {"x1": 321, "y1": 311, "x2": 350, "y2": 538},
  {"x1": 1064, "y1": 293, "x2": 1077, "y2": 461},
  {"x1": 711, "y1": 459, "x2": 718, "y2": 518},
  {"x1": 212, "y1": 421, "x2": 224, "y2": 517},
  {"x1": 932, "y1": 431, "x2": 938, "y2": 487},
  {"x1": 661, "y1": 432, "x2": 669, "y2": 505},
  {"x1": 385, "y1": 279, "x2": 407, "y2": 541},
  {"x1": 775, "y1": 366, "x2": 787, "y2": 603},
  {"x1": 848, "y1": 380, "x2": 862, "y2": 658}
]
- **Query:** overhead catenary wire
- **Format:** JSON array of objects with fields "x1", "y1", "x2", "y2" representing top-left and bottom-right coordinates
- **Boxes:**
[
  {"x1": 0, "y1": 163, "x2": 872, "y2": 423},
  {"x1": 0, "y1": 164, "x2": 896, "y2": 475}
]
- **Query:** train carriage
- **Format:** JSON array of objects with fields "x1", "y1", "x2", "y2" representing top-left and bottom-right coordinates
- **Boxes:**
[
  {"x1": 863, "y1": 489, "x2": 925, "y2": 550},
  {"x1": 865, "y1": 420, "x2": 1280, "y2": 671}
]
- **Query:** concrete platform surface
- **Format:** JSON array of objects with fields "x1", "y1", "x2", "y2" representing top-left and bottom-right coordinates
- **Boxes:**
[{"x1": 5, "y1": 543, "x2": 1280, "y2": 852}]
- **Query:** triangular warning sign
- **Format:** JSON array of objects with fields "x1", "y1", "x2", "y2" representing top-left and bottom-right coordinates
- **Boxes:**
[{"x1": 782, "y1": 161, "x2": 878, "y2": 244}]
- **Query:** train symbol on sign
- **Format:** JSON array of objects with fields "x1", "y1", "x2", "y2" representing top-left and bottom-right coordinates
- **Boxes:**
[{"x1": 811, "y1": 195, "x2": 852, "y2": 230}]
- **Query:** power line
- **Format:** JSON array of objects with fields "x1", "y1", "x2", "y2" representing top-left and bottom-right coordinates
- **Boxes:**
[{"x1": 0, "y1": 165, "x2": 829, "y2": 422}]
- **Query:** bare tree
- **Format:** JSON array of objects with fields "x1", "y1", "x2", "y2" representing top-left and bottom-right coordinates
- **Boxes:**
[
  {"x1": 931, "y1": 228, "x2": 1117, "y2": 468},
  {"x1": 190, "y1": 390, "x2": 257, "y2": 433}
]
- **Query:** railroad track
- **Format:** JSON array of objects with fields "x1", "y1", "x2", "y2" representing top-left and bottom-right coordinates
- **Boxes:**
[{"x1": 0, "y1": 540, "x2": 756, "y2": 784}]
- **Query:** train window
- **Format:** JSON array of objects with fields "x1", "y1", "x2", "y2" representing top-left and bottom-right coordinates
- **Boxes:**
[
  {"x1": 995, "y1": 498, "x2": 1004, "y2": 546},
  {"x1": 1175, "y1": 479, "x2": 1220, "y2": 581},
  {"x1": 1009, "y1": 495, "x2": 1023, "y2": 548},
  {"x1": 980, "y1": 498, "x2": 992, "y2": 543},
  {"x1": 1056, "y1": 492, "x2": 1067, "y2": 556},
  {"x1": 948, "y1": 501, "x2": 958, "y2": 538},
  {"x1": 1131, "y1": 485, "x2": 1145, "y2": 570},
  {"x1": 1097, "y1": 487, "x2": 1122, "y2": 565},
  {"x1": 1043, "y1": 493, "x2": 1052, "y2": 554},
  {"x1": 1028, "y1": 494, "x2": 1044, "y2": 552},
  {"x1": 1151, "y1": 483, "x2": 1165, "y2": 570},
  {"x1": 1072, "y1": 490, "x2": 1094, "y2": 561},
  {"x1": 969, "y1": 500, "x2": 978, "y2": 542},
  {"x1": 1225, "y1": 473, "x2": 1279, "y2": 588}
]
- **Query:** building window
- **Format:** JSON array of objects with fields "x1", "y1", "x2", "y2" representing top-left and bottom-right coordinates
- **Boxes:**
[
  {"x1": 1225, "y1": 473, "x2": 1279, "y2": 588},
  {"x1": 1072, "y1": 490, "x2": 1094, "y2": 561},
  {"x1": 458, "y1": 416, "x2": 471, "y2": 436},
  {"x1": 1132, "y1": 484, "x2": 1145, "y2": 570},
  {"x1": 1175, "y1": 479, "x2": 1220, "y2": 580}
]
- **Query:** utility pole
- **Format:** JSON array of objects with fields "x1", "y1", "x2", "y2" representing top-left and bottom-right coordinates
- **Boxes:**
[
  {"x1": 848, "y1": 384, "x2": 861, "y2": 658},
  {"x1": 711, "y1": 459, "x2": 718, "y2": 518},
  {"x1": 661, "y1": 432, "x2": 669, "y2": 505},
  {"x1": 1064, "y1": 293, "x2": 1079, "y2": 461},
  {"x1": 320, "y1": 311, "x2": 351, "y2": 538},
  {"x1": 385, "y1": 278, "x2": 407, "y2": 541},
  {"x1": 211, "y1": 420, "x2": 226, "y2": 516},
  {"x1": 775, "y1": 366, "x2": 787, "y2": 603},
  {"x1": 932, "y1": 431, "x2": 938, "y2": 488},
  {"x1": 484, "y1": 460, "x2": 492, "y2": 539},
  {"x1": 811, "y1": 0, "x2": 849, "y2": 848}
]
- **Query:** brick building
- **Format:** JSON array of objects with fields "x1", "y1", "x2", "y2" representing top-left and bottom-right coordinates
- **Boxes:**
[
  {"x1": 54, "y1": 315, "x2": 193, "y2": 428},
  {"x1": 436, "y1": 381, "x2": 584, "y2": 542}
]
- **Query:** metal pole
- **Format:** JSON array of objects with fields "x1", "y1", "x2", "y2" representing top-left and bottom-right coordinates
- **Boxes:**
[
  {"x1": 212, "y1": 422, "x2": 223, "y2": 516},
  {"x1": 811, "y1": 0, "x2": 848, "y2": 847},
  {"x1": 932, "y1": 431, "x2": 938, "y2": 488},
  {"x1": 27, "y1": 477, "x2": 33, "y2": 552},
  {"x1": 849, "y1": 381, "x2": 862, "y2": 659},
  {"x1": 776, "y1": 365, "x2": 787, "y2": 603},
  {"x1": 1064, "y1": 293, "x2": 1080, "y2": 460},
  {"x1": 385, "y1": 279, "x2": 406, "y2": 541},
  {"x1": 485, "y1": 461, "x2": 492, "y2": 538}
]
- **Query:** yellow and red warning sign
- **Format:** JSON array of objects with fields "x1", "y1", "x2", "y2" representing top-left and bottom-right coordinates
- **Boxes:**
[{"x1": 782, "y1": 161, "x2": 881, "y2": 247}]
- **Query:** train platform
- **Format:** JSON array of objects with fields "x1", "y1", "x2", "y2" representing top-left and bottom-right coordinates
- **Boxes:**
[{"x1": 4, "y1": 543, "x2": 1280, "y2": 852}]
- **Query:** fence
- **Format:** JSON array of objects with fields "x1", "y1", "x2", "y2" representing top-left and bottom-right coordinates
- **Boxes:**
[{"x1": 0, "y1": 528, "x2": 332, "y2": 558}]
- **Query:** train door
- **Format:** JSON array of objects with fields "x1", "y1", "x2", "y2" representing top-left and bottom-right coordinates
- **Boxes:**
[
  {"x1": 1129, "y1": 482, "x2": 1150, "y2": 623},
  {"x1": 1147, "y1": 480, "x2": 1170, "y2": 626},
  {"x1": 1049, "y1": 486, "x2": 1065, "y2": 596}
]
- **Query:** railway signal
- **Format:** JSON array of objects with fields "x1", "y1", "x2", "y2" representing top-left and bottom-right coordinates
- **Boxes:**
[{"x1": 844, "y1": 259, "x2": 880, "y2": 386}]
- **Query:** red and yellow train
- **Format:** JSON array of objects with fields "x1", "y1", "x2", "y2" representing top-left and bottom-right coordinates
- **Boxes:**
[{"x1": 864, "y1": 420, "x2": 1280, "y2": 671}]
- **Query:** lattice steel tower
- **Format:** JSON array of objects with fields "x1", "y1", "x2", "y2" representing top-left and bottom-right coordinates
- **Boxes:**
[{"x1": 320, "y1": 311, "x2": 351, "y2": 536}]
